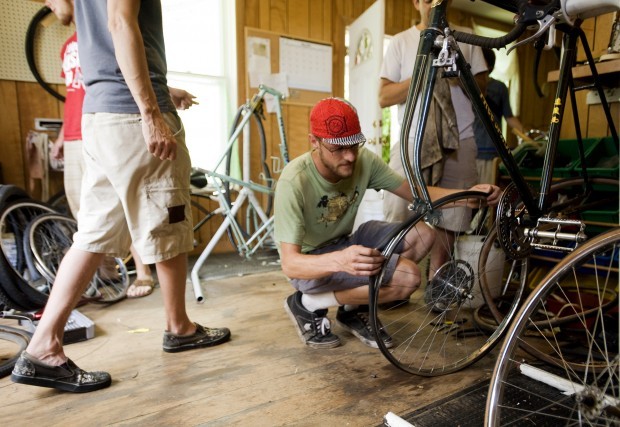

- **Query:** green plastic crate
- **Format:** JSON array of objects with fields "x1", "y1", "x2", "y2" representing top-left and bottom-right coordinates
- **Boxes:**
[
  {"x1": 498, "y1": 138, "x2": 600, "y2": 179},
  {"x1": 577, "y1": 136, "x2": 619, "y2": 178}
]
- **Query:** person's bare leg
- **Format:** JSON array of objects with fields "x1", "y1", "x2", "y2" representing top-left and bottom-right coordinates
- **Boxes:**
[
  {"x1": 25, "y1": 249, "x2": 105, "y2": 366},
  {"x1": 400, "y1": 222, "x2": 435, "y2": 263},
  {"x1": 429, "y1": 228, "x2": 455, "y2": 280},
  {"x1": 155, "y1": 253, "x2": 194, "y2": 335},
  {"x1": 127, "y1": 244, "x2": 154, "y2": 298}
]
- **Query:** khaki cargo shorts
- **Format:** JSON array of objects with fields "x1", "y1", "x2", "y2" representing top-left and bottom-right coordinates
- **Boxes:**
[{"x1": 73, "y1": 112, "x2": 193, "y2": 264}]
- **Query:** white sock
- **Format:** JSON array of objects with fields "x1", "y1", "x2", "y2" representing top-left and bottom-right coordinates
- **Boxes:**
[
  {"x1": 301, "y1": 292, "x2": 339, "y2": 312},
  {"x1": 343, "y1": 304, "x2": 359, "y2": 312}
]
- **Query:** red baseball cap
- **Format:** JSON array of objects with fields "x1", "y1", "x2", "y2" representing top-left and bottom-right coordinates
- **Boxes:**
[{"x1": 310, "y1": 98, "x2": 366, "y2": 146}]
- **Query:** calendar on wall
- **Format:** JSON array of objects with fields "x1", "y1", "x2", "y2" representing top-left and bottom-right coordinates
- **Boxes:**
[
  {"x1": 279, "y1": 37, "x2": 332, "y2": 93},
  {"x1": 245, "y1": 27, "x2": 332, "y2": 106}
]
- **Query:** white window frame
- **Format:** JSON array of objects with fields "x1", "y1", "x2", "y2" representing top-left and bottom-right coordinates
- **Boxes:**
[{"x1": 162, "y1": 0, "x2": 237, "y2": 170}]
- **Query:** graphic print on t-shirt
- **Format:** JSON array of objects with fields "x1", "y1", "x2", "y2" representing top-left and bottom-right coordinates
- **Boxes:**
[
  {"x1": 62, "y1": 39, "x2": 84, "y2": 93},
  {"x1": 316, "y1": 188, "x2": 359, "y2": 224}
]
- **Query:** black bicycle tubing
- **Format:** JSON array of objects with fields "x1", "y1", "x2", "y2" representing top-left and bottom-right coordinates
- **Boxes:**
[
  {"x1": 0, "y1": 185, "x2": 30, "y2": 211},
  {"x1": 223, "y1": 108, "x2": 272, "y2": 235},
  {"x1": 0, "y1": 258, "x2": 39, "y2": 311},
  {"x1": 25, "y1": 6, "x2": 65, "y2": 103}
]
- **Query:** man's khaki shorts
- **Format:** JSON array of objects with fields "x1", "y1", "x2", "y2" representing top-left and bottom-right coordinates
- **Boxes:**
[{"x1": 73, "y1": 112, "x2": 193, "y2": 264}]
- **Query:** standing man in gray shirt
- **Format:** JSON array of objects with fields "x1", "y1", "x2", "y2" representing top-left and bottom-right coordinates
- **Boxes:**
[{"x1": 11, "y1": 0, "x2": 230, "y2": 393}]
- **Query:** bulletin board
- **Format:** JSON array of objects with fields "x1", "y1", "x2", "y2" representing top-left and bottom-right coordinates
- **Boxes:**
[{"x1": 244, "y1": 27, "x2": 333, "y2": 106}]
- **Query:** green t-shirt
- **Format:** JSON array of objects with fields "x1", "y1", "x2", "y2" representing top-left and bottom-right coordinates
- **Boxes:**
[{"x1": 274, "y1": 148, "x2": 404, "y2": 253}]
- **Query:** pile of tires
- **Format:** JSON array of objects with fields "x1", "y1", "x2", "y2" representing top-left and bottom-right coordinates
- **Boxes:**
[{"x1": 0, "y1": 185, "x2": 129, "y2": 311}]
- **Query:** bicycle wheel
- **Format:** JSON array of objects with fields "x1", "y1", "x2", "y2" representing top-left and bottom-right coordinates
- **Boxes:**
[
  {"x1": 0, "y1": 200, "x2": 56, "y2": 309},
  {"x1": 485, "y1": 227, "x2": 620, "y2": 426},
  {"x1": 370, "y1": 191, "x2": 511, "y2": 376},
  {"x1": 478, "y1": 176, "x2": 619, "y2": 329},
  {"x1": 27, "y1": 213, "x2": 129, "y2": 303},
  {"x1": 89, "y1": 256, "x2": 129, "y2": 304},
  {"x1": 26, "y1": 213, "x2": 76, "y2": 284},
  {"x1": 47, "y1": 190, "x2": 72, "y2": 218},
  {"x1": 0, "y1": 325, "x2": 31, "y2": 378},
  {"x1": 224, "y1": 108, "x2": 273, "y2": 238}
]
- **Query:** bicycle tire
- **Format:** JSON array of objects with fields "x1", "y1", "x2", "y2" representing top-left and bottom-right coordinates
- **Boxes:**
[
  {"x1": 25, "y1": 6, "x2": 65, "y2": 102},
  {"x1": 25, "y1": 213, "x2": 129, "y2": 304},
  {"x1": 89, "y1": 256, "x2": 129, "y2": 304},
  {"x1": 485, "y1": 227, "x2": 620, "y2": 426},
  {"x1": 190, "y1": 192, "x2": 218, "y2": 247},
  {"x1": 0, "y1": 185, "x2": 29, "y2": 210},
  {"x1": 0, "y1": 325, "x2": 31, "y2": 378},
  {"x1": 0, "y1": 200, "x2": 57, "y2": 309},
  {"x1": 47, "y1": 190, "x2": 72, "y2": 218},
  {"x1": 224, "y1": 108, "x2": 273, "y2": 236},
  {"x1": 370, "y1": 191, "x2": 507, "y2": 376}
]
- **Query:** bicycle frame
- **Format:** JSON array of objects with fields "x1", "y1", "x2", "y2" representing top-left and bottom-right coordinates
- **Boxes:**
[
  {"x1": 213, "y1": 84, "x2": 289, "y2": 178},
  {"x1": 402, "y1": 0, "x2": 618, "y2": 226},
  {"x1": 190, "y1": 85, "x2": 289, "y2": 303}
]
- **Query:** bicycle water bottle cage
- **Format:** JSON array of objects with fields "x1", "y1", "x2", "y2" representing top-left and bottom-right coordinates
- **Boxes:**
[{"x1": 433, "y1": 33, "x2": 458, "y2": 78}]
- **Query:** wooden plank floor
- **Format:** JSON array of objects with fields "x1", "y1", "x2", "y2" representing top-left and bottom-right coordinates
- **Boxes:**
[{"x1": 1, "y1": 268, "x2": 497, "y2": 426}]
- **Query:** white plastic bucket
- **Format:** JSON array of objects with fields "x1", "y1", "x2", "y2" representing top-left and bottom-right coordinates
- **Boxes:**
[{"x1": 455, "y1": 234, "x2": 506, "y2": 308}]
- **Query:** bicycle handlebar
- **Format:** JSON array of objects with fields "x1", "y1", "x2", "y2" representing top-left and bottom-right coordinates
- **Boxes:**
[{"x1": 451, "y1": 0, "x2": 561, "y2": 50}]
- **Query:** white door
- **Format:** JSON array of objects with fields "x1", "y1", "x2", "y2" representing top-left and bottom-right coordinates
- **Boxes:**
[{"x1": 348, "y1": 0, "x2": 386, "y2": 230}]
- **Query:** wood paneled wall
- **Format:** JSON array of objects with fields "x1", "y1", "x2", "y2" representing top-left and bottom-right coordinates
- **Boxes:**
[
  {"x1": 1, "y1": 2, "x2": 615, "y2": 255},
  {"x1": 0, "y1": 80, "x2": 64, "y2": 197},
  {"x1": 234, "y1": 0, "x2": 441, "y2": 173}
]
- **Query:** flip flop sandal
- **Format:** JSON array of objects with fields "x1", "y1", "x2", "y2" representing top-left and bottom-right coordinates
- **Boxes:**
[{"x1": 127, "y1": 279, "x2": 156, "y2": 298}]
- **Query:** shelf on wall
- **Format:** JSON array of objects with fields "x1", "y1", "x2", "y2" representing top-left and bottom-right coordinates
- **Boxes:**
[{"x1": 547, "y1": 58, "x2": 620, "y2": 82}]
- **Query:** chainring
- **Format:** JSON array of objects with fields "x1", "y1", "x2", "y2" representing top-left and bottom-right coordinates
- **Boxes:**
[{"x1": 496, "y1": 182, "x2": 535, "y2": 259}]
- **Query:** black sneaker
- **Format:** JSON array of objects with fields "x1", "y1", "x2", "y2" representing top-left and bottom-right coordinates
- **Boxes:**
[
  {"x1": 11, "y1": 351, "x2": 111, "y2": 393},
  {"x1": 284, "y1": 291, "x2": 341, "y2": 349},
  {"x1": 336, "y1": 306, "x2": 394, "y2": 349},
  {"x1": 163, "y1": 322, "x2": 231, "y2": 353}
]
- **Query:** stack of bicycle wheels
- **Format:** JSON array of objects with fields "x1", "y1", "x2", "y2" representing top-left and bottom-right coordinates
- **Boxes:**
[{"x1": 0, "y1": 184, "x2": 129, "y2": 311}]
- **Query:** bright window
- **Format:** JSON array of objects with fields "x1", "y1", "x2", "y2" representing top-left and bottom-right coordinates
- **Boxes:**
[{"x1": 162, "y1": 0, "x2": 237, "y2": 170}]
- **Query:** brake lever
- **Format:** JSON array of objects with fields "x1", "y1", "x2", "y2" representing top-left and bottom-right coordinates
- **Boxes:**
[{"x1": 507, "y1": 14, "x2": 556, "y2": 55}]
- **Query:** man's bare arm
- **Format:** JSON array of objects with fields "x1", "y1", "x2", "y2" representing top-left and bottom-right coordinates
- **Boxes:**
[
  {"x1": 379, "y1": 78, "x2": 411, "y2": 108},
  {"x1": 107, "y1": 0, "x2": 177, "y2": 160}
]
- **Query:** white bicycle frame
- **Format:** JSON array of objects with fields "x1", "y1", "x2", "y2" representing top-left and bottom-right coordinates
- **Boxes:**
[{"x1": 190, "y1": 85, "x2": 287, "y2": 302}]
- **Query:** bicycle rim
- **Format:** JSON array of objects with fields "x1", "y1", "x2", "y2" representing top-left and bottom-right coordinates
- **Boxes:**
[
  {"x1": 370, "y1": 191, "x2": 508, "y2": 376},
  {"x1": 0, "y1": 325, "x2": 31, "y2": 378},
  {"x1": 28, "y1": 214, "x2": 129, "y2": 303},
  {"x1": 28, "y1": 213, "x2": 77, "y2": 284},
  {"x1": 90, "y1": 256, "x2": 129, "y2": 303},
  {"x1": 486, "y1": 227, "x2": 620, "y2": 426},
  {"x1": 0, "y1": 201, "x2": 56, "y2": 308}
]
